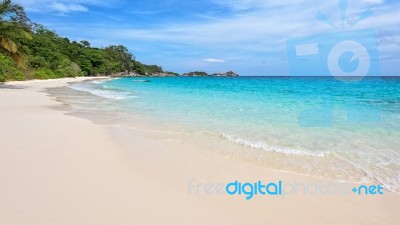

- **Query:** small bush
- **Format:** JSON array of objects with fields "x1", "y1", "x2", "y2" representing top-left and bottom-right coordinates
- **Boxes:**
[
  {"x1": 0, "y1": 54, "x2": 26, "y2": 82},
  {"x1": 29, "y1": 56, "x2": 49, "y2": 68},
  {"x1": 55, "y1": 62, "x2": 82, "y2": 78},
  {"x1": 33, "y1": 68, "x2": 56, "y2": 80}
]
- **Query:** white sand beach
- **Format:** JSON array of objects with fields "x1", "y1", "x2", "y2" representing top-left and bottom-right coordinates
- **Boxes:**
[{"x1": 1, "y1": 78, "x2": 399, "y2": 225}]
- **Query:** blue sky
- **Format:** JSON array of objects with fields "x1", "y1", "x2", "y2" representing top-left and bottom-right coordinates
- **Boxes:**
[{"x1": 14, "y1": 0, "x2": 400, "y2": 75}]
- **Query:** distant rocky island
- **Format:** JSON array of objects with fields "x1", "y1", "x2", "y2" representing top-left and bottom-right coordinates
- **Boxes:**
[
  {"x1": 111, "y1": 71, "x2": 179, "y2": 77},
  {"x1": 112, "y1": 70, "x2": 239, "y2": 78},
  {"x1": 211, "y1": 71, "x2": 239, "y2": 77},
  {"x1": 182, "y1": 71, "x2": 239, "y2": 77}
]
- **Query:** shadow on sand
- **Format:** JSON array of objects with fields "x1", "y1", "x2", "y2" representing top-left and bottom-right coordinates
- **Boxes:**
[{"x1": 0, "y1": 84, "x2": 27, "y2": 89}]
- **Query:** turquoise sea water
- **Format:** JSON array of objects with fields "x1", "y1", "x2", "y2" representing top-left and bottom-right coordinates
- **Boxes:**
[{"x1": 65, "y1": 77, "x2": 400, "y2": 193}]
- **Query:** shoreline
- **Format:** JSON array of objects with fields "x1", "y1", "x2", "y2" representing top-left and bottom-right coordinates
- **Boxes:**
[{"x1": 1, "y1": 78, "x2": 399, "y2": 225}]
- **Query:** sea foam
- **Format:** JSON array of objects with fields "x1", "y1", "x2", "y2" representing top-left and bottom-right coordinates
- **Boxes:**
[
  {"x1": 68, "y1": 83, "x2": 132, "y2": 100},
  {"x1": 222, "y1": 133, "x2": 326, "y2": 157}
]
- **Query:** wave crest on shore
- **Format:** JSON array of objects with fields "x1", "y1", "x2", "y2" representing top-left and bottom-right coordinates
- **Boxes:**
[
  {"x1": 221, "y1": 133, "x2": 326, "y2": 157},
  {"x1": 69, "y1": 82, "x2": 132, "y2": 100}
]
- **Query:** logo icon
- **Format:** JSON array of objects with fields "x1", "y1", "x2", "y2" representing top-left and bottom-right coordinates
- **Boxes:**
[
  {"x1": 286, "y1": 0, "x2": 381, "y2": 127},
  {"x1": 286, "y1": 0, "x2": 380, "y2": 79}
]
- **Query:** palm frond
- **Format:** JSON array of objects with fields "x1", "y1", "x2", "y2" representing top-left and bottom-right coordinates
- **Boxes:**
[
  {"x1": 0, "y1": 36, "x2": 17, "y2": 53},
  {"x1": 0, "y1": 0, "x2": 23, "y2": 18},
  {"x1": 0, "y1": 1, "x2": 31, "y2": 66},
  {"x1": 0, "y1": 45, "x2": 25, "y2": 66},
  {"x1": 0, "y1": 24, "x2": 32, "y2": 40}
]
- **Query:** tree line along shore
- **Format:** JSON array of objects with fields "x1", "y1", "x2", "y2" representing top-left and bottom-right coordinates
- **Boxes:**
[
  {"x1": 0, "y1": 0, "x2": 179, "y2": 82},
  {"x1": 0, "y1": 0, "x2": 239, "y2": 82}
]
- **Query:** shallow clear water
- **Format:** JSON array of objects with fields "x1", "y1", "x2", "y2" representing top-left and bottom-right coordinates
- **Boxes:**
[{"x1": 64, "y1": 76, "x2": 400, "y2": 192}]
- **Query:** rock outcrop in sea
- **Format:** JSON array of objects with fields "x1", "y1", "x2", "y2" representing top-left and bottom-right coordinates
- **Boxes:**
[
  {"x1": 211, "y1": 71, "x2": 239, "y2": 77},
  {"x1": 182, "y1": 71, "x2": 239, "y2": 77},
  {"x1": 182, "y1": 71, "x2": 209, "y2": 76},
  {"x1": 110, "y1": 70, "x2": 239, "y2": 77}
]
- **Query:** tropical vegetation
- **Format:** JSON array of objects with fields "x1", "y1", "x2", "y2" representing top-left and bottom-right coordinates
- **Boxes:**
[{"x1": 0, "y1": 0, "x2": 169, "y2": 82}]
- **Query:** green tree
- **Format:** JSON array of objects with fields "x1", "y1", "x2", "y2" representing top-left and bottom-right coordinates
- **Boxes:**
[
  {"x1": 105, "y1": 45, "x2": 135, "y2": 72},
  {"x1": 80, "y1": 40, "x2": 90, "y2": 48},
  {"x1": 0, "y1": 0, "x2": 31, "y2": 65}
]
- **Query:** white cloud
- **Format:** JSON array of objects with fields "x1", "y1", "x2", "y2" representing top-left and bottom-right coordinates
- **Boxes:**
[
  {"x1": 203, "y1": 58, "x2": 225, "y2": 63},
  {"x1": 13, "y1": 0, "x2": 111, "y2": 13},
  {"x1": 60, "y1": 0, "x2": 399, "y2": 57},
  {"x1": 49, "y1": 2, "x2": 88, "y2": 14}
]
